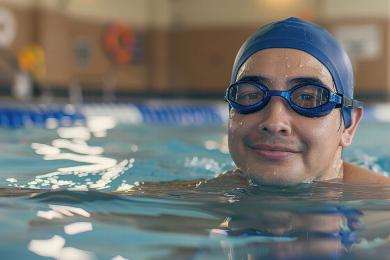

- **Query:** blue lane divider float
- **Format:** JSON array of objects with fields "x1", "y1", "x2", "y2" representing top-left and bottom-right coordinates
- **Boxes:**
[
  {"x1": 134, "y1": 103, "x2": 226, "y2": 125},
  {"x1": 0, "y1": 102, "x2": 386, "y2": 128},
  {"x1": 81, "y1": 102, "x2": 228, "y2": 126},
  {"x1": 0, "y1": 102, "x2": 229, "y2": 128},
  {"x1": 0, "y1": 105, "x2": 85, "y2": 128}
]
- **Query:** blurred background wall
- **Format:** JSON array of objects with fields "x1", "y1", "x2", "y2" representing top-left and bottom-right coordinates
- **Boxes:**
[{"x1": 0, "y1": 0, "x2": 388, "y2": 101}]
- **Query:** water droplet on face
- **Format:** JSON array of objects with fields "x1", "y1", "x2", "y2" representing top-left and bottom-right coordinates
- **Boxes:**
[
  {"x1": 239, "y1": 121, "x2": 243, "y2": 126},
  {"x1": 286, "y1": 64, "x2": 291, "y2": 68},
  {"x1": 298, "y1": 55, "x2": 303, "y2": 68},
  {"x1": 285, "y1": 74, "x2": 289, "y2": 78}
]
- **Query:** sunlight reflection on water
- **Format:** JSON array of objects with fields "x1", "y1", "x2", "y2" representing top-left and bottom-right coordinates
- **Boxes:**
[{"x1": 9, "y1": 116, "x2": 133, "y2": 190}]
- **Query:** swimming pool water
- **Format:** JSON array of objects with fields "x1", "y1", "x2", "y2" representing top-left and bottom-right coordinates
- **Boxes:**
[{"x1": 1, "y1": 119, "x2": 390, "y2": 259}]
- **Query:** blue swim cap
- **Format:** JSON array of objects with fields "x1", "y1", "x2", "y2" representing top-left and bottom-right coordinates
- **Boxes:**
[{"x1": 231, "y1": 17, "x2": 354, "y2": 128}]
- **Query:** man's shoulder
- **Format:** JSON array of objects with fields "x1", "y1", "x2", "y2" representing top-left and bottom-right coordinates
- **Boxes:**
[{"x1": 343, "y1": 161, "x2": 390, "y2": 185}]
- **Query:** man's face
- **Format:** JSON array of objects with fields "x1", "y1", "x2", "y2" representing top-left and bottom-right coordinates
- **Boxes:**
[{"x1": 228, "y1": 48, "x2": 351, "y2": 185}]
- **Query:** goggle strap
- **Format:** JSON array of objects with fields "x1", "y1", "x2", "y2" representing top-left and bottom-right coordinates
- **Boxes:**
[
  {"x1": 352, "y1": 99, "x2": 364, "y2": 108},
  {"x1": 342, "y1": 96, "x2": 364, "y2": 108}
]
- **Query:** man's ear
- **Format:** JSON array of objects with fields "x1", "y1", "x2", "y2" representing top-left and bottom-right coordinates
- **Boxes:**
[{"x1": 340, "y1": 108, "x2": 363, "y2": 147}]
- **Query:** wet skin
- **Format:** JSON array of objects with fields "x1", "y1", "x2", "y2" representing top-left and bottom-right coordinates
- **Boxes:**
[{"x1": 228, "y1": 48, "x2": 366, "y2": 186}]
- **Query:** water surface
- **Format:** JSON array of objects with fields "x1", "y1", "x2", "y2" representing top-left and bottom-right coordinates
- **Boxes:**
[{"x1": 0, "y1": 120, "x2": 389, "y2": 259}]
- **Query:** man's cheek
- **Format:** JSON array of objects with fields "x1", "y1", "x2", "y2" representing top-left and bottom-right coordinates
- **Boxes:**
[
  {"x1": 228, "y1": 125, "x2": 246, "y2": 154},
  {"x1": 303, "y1": 126, "x2": 335, "y2": 156},
  {"x1": 228, "y1": 116, "x2": 244, "y2": 134},
  {"x1": 228, "y1": 129, "x2": 240, "y2": 153}
]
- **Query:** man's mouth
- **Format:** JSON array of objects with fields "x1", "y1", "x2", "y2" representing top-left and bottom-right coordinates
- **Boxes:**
[{"x1": 250, "y1": 144, "x2": 301, "y2": 160}]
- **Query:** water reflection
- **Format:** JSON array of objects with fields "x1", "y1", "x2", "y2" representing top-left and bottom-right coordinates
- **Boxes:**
[
  {"x1": 28, "y1": 235, "x2": 66, "y2": 258},
  {"x1": 51, "y1": 139, "x2": 104, "y2": 155},
  {"x1": 29, "y1": 204, "x2": 94, "y2": 259},
  {"x1": 64, "y1": 222, "x2": 93, "y2": 235},
  {"x1": 204, "y1": 134, "x2": 229, "y2": 154},
  {"x1": 2, "y1": 182, "x2": 390, "y2": 259},
  {"x1": 111, "y1": 179, "x2": 390, "y2": 258},
  {"x1": 209, "y1": 201, "x2": 363, "y2": 259},
  {"x1": 28, "y1": 235, "x2": 94, "y2": 260},
  {"x1": 38, "y1": 204, "x2": 91, "y2": 219},
  {"x1": 12, "y1": 116, "x2": 134, "y2": 190}
]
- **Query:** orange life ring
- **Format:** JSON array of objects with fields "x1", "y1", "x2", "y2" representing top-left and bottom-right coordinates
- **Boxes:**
[{"x1": 102, "y1": 23, "x2": 135, "y2": 65}]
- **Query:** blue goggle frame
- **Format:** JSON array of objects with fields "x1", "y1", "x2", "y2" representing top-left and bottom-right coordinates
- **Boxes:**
[{"x1": 225, "y1": 80, "x2": 363, "y2": 118}]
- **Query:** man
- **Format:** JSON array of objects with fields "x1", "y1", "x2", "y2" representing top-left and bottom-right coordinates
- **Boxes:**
[
  {"x1": 205, "y1": 19, "x2": 387, "y2": 258},
  {"x1": 225, "y1": 17, "x2": 390, "y2": 186},
  {"x1": 125, "y1": 18, "x2": 389, "y2": 193}
]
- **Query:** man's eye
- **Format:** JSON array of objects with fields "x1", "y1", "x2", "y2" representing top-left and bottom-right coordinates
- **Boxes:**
[
  {"x1": 236, "y1": 91, "x2": 264, "y2": 105},
  {"x1": 238, "y1": 93, "x2": 261, "y2": 100},
  {"x1": 299, "y1": 93, "x2": 315, "y2": 101}
]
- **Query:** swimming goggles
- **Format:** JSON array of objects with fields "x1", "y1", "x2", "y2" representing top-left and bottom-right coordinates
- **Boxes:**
[{"x1": 225, "y1": 80, "x2": 363, "y2": 117}]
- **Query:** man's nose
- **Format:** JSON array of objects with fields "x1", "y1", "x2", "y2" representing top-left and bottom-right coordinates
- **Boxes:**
[{"x1": 257, "y1": 97, "x2": 293, "y2": 136}]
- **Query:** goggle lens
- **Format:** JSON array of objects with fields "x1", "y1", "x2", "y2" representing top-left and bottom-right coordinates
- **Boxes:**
[
  {"x1": 228, "y1": 83, "x2": 266, "y2": 106},
  {"x1": 290, "y1": 85, "x2": 330, "y2": 108}
]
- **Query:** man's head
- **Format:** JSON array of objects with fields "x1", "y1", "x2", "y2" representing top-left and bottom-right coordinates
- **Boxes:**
[{"x1": 227, "y1": 18, "x2": 363, "y2": 185}]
